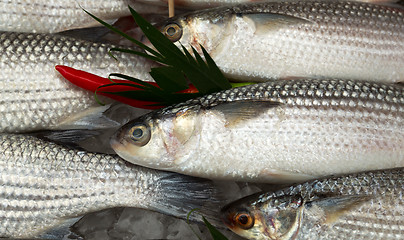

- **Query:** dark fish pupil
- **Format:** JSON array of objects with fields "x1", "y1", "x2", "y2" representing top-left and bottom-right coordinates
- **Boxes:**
[
  {"x1": 167, "y1": 27, "x2": 176, "y2": 36},
  {"x1": 133, "y1": 128, "x2": 143, "y2": 138},
  {"x1": 238, "y1": 215, "x2": 248, "y2": 225}
]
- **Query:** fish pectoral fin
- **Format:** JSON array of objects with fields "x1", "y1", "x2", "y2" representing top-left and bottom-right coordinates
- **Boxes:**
[
  {"x1": 210, "y1": 100, "x2": 282, "y2": 127},
  {"x1": 241, "y1": 13, "x2": 311, "y2": 35},
  {"x1": 308, "y1": 195, "x2": 372, "y2": 224}
]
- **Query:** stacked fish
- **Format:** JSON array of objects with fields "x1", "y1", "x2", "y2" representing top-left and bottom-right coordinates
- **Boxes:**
[{"x1": 0, "y1": 0, "x2": 403, "y2": 239}]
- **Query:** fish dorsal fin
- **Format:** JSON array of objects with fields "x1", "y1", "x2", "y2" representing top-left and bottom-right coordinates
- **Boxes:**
[
  {"x1": 240, "y1": 13, "x2": 311, "y2": 35},
  {"x1": 307, "y1": 194, "x2": 372, "y2": 224},
  {"x1": 210, "y1": 100, "x2": 282, "y2": 127}
]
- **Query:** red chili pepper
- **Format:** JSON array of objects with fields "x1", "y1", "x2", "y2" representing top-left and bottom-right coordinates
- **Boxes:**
[{"x1": 55, "y1": 65, "x2": 198, "y2": 109}]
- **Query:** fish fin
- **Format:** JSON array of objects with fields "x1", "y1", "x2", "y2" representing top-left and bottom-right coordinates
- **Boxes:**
[
  {"x1": 210, "y1": 100, "x2": 282, "y2": 127},
  {"x1": 307, "y1": 195, "x2": 372, "y2": 224},
  {"x1": 150, "y1": 172, "x2": 225, "y2": 227},
  {"x1": 38, "y1": 217, "x2": 83, "y2": 239},
  {"x1": 31, "y1": 129, "x2": 103, "y2": 151},
  {"x1": 241, "y1": 13, "x2": 311, "y2": 35},
  {"x1": 55, "y1": 103, "x2": 150, "y2": 131},
  {"x1": 37, "y1": 104, "x2": 151, "y2": 153},
  {"x1": 54, "y1": 104, "x2": 120, "y2": 130}
]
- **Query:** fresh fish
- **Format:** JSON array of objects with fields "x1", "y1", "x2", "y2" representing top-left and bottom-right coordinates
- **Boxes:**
[
  {"x1": 0, "y1": 0, "x2": 169, "y2": 33},
  {"x1": 139, "y1": 0, "x2": 400, "y2": 9},
  {"x1": 0, "y1": 31, "x2": 156, "y2": 133},
  {"x1": 221, "y1": 168, "x2": 404, "y2": 240},
  {"x1": 0, "y1": 133, "x2": 219, "y2": 238},
  {"x1": 111, "y1": 79, "x2": 404, "y2": 183},
  {"x1": 156, "y1": 1, "x2": 404, "y2": 82}
]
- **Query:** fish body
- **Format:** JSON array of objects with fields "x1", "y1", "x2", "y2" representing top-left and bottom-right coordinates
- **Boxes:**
[
  {"x1": 111, "y1": 79, "x2": 404, "y2": 183},
  {"x1": 0, "y1": 31, "x2": 156, "y2": 132},
  {"x1": 0, "y1": 133, "x2": 217, "y2": 238},
  {"x1": 159, "y1": 1, "x2": 404, "y2": 82},
  {"x1": 0, "y1": 0, "x2": 169, "y2": 33},
  {"x1": 221, "y1": 168, "x2": 404, "y2": 239}
]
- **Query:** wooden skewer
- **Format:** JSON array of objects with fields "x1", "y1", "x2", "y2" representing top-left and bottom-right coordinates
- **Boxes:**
[{"x1": 169, "y1": 0, "x2": 175, "y2": 17}]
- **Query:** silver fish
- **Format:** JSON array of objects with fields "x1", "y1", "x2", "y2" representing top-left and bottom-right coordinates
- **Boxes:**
[
  {"x1": 0, "y1": 0, "x2": 169, "y2": 33},
  {"x1": 0, "y1": 31, "x2": 156, "y2": 133},
  {"x1": 221, "y1": 168, "x2": 404, "y2": 240},
  {"x1": 0, "y1": 133, "x2": 218, "y2": 238},
  {"x1": 157, "y1": 1, "x2": 404, "y2": 82},
  {"x1": 138, "y1": 0, "x2": 401, "y2": 9},
  {"x1": 111, "y1": 79, "x2": 404, "y2": 183}
]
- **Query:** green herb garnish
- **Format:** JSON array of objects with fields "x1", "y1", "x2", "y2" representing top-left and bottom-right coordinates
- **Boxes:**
[{"x1": 84, "y1": 6, "x2": 233, "y2": 106}]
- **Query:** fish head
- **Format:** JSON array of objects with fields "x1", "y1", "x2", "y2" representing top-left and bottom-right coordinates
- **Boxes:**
[
  {"x1": 110, "y1": 106, "x2": 200, "y2": 170},
  {"x1": 221, "y1": 193, "x2": 304, "y2": 240},
  {"x1": 155, "y1": 10, "x2": 233, "y2": 57}
]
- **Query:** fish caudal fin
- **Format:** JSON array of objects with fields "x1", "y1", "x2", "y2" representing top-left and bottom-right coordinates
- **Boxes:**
[{"x1": 151, "y1": 172, "x2": 225, "y2": 226}]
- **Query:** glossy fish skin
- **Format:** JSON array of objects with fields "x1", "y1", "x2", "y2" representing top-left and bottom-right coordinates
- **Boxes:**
[
  {"x1": 160, "y1": 1, "x2": 404, "y2": 82},
  {"x1": 0, "y1": 0, "x2": 169, "y2": 33},
  {"x1": 111, "y1": 79, "x2": 404, "y2": 183},
  {"x1": 0, "y1": 133, "x2": 217, "y2": 238},
  {"x1": 221, "y1": 168, "x2": 404, "y2": 239},
  {"x1": 0, "y1": 31, "x2": 156, "y2": 133}
]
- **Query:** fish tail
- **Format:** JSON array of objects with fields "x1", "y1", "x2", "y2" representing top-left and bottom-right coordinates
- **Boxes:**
[{"x1": 151, "y1": 172, "x2": 224, "y2": 226}]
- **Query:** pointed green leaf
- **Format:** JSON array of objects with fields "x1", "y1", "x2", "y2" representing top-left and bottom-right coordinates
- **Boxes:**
[
  {"x1": 149, "y1": 67, "x2": 188, "y2": 92},
  {"x1": 96, "y1": 82, "x2": 147, "y2": 91},
  {"x1": 201, "y1": 45, "x2": 231, "y2": 89},
  {"x1": 108, "y1": 73, "x2": 160, "y2": 90},
  {"x1": 202, "y1": 217, "x2": 229, "y2": 240}
]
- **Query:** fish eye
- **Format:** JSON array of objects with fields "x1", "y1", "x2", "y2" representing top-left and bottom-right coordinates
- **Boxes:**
[
  {"x1": 162, "y1": 23, "x2": 182, "y2": 42},
  {"x1": 128, "y1": 123, "x2": 151, "y2": 146},
  {"x1": 234, "y1": 212, "x2": 254, "y2": 230}
]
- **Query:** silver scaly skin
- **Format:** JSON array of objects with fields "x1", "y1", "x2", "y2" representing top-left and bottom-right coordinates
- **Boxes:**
[
  {"x1": 221, "y1": 168, "x2": 404, "y2": 239},
  {"x1": 111, "y1": 79, "x2": 404, "y2": 183},
  {"x1": 159, "y1": 0, "x2": 404, "y2": 82},
  {"x1": 0, "y1": 0, "x2": 169, "y2": 33},
  {"x1": 0, "y1": 133, "x2": 217, "y2": 238},
  {"x1": 0, "y1": 31, "x2": 157, "y2": 132},
  {"x1": 138, "y1": 0, "x2": 398, "y2": 9}
]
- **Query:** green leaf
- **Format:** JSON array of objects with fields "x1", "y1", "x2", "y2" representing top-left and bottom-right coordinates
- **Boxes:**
[
  {"x1": 201, "y1": 45, "x2": 230, "y2": 90},
  {"x1": 85, "y1": 6, "x2": 241, "y2": 109},
  {"x1": 149, "y1": 67, "x2": 188, "y2": 92},
  {"x1": 230, "y1": 82, "x2": 256, "y2": 88},
  {"x1": 108, "y1": 73, "x2": 160, "y2": 90},
  {"x1": 202, "y1": 217, "x2": 229, "y2": 240},
  {"x1": 129, "y1": 6, "x2": 232, "y2": 95}
]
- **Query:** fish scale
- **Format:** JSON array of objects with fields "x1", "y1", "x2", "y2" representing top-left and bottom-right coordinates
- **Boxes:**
[
  {"x1": 0, "y1": 31, "x2": 156, "y2": 132},
  {"x1": 165, "y1": 0, "x2": 404, "y2": 82},
  {"x1": 0, "y1": 0, "x2": 170, "y2": 33},
  {"x1": 112, "y1": 79, "x2": 404, "y2": 182},
  {"x1": 0, "y1": 133, "x2": 217, "y2": 238}
]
